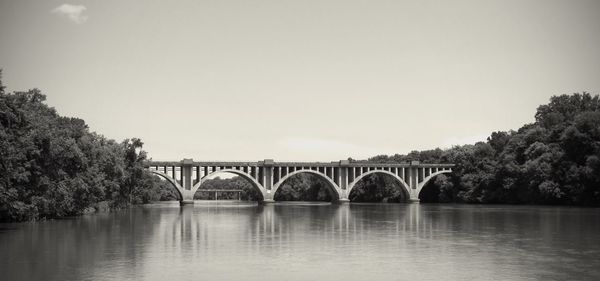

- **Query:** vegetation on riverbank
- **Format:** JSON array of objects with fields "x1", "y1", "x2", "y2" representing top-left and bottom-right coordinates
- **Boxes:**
[
  {"x1": 0, "y1": 72, "x2": 167, "y2": 222},
  {"x1": 363, "y1": 93, "x2": 600, "y2": 206}
]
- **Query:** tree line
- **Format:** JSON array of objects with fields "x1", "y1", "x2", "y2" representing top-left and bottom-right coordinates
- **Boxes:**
[
  {"x1": 362, "y1": 93, "x2": 600, "y2": 206},
  {"x1": 1, "y1": 71, "x2": 598, "y2": 222}
]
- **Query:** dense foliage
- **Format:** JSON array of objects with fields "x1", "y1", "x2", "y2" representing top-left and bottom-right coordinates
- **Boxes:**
[
  {"x1": 0, "y1": 73, "x2": 164, "y2": 221},
  {"x1": 348, "y1": 175, "x2": 406, "y2": 203},
  {"x1": 364, "y1": 93, "x2": 600, "y2": 206},
  {"x1": 274, "y1": 174, "x2": 332, "y2": 201}
]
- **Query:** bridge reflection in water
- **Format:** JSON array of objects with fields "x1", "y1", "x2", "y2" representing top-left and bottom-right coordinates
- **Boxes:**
[{"x1": 166, "y1": 202, "x2": 461, "y2": 256}]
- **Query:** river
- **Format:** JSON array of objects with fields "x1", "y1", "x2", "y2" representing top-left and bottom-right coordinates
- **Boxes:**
[{"x1": 1, "y1": 202, "x2": 599, "y2": 281}]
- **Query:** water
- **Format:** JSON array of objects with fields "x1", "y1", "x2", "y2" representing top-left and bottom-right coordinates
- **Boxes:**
[{"x1": 1, "y1": 202, "x2": 600, "y2": 281}]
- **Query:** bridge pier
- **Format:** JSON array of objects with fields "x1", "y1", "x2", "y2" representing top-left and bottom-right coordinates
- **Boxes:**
[
  {"x1": 180, "y1": 189, "x2": 195, "y2": 205},
  {"x1": 180, "y1": 200, "x2": 194, "y2": 205}
]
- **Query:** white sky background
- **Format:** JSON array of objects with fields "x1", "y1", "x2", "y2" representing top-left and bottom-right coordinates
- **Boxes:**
[{"x1": 1, "y1": 0, "x2": 599, "y2": 161}]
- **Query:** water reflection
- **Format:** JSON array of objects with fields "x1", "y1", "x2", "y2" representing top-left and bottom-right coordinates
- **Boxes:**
[{"x1": 1, "y1": 202, "x2": 600, "y2": 281}]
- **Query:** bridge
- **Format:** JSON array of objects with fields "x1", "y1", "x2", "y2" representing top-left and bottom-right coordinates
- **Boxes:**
[{"x1": 144, "y1": 159, "x2": 454, "y2": 204}]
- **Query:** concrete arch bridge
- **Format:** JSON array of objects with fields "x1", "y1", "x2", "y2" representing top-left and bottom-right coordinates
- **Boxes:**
[{"x1": 144, "y1": 159, "x2": 454, "y2": 204}]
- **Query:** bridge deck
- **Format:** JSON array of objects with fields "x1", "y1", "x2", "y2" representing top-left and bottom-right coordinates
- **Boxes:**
[{"x1": 145, "y1": 161, "x2": 454, "y2": 168}]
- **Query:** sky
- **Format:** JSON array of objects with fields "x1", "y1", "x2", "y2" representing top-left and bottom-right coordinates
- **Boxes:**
[{"x1": 1, "y1": 0, "x2": 599, "y2": 162}]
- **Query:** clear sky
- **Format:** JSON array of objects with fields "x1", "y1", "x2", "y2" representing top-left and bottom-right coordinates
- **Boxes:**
[{"x1": 1, "y1": 0, "x2": 599, "y2": 161}]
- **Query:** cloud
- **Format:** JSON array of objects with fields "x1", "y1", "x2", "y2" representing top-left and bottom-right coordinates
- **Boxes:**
[{"x1": 52, "y1": 4, "x2": 88, "y2": 24}]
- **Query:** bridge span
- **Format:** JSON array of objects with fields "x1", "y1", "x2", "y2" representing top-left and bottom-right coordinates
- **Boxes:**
[{"x1": 144, "y1": 159, "x2": 454, "y2": 204}]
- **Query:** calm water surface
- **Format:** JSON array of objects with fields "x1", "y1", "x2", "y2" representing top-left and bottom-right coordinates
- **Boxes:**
[{"x1": 1, "y1": 202, "x2": 600, "y2": 281}]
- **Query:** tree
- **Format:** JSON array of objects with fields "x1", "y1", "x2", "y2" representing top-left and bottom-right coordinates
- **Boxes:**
[{"x1": 0, "y1": 74, "x2": 167, "y2": 221}]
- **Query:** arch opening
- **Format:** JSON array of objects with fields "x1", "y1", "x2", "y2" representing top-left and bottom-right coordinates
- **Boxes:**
[
  {"x1": 273, "y1": 171, "x2": 339, "y2": 202},
  {"x1": 147, "y1": 171, "x2": 183, "y2": 201},
  {"x1": 194, "y1": 171, "x2": 264, "y2": 201},
  {"x1": 418, "y1": 173, "x2": 455, "y2": 203},
  {"x1": 348, "y1": 172, "x2": 410, "y2": 203}
]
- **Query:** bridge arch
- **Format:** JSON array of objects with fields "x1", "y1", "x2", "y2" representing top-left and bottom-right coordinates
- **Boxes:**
[
  {"x1": 147, "y1": 170, "x2": 184, "y2": 201},
  {"x1": 416, "y1": 169, "x2": 453, "y2": 197},
  {"x1": 271, "y1": 169, "x2": 341, "y2": 202},
  {"x1": 347, "y1": 169, "x2": 411, "y2": 201},
  {"x1": 192, "y1": 169, "x2": 266, "y2": 201}
]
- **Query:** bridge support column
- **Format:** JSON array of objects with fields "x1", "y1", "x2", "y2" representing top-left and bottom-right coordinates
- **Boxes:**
[
  {"x1": 260, "y1": 159, "x2": 275, "y2": 204},
  {"x1": 407, "y1": 188, "x2": 420, "y2": 203},
  {"x1": 407, "y1": 161, "x2": 420, "y2": 203},
  {"x1": 262, "y1": 159, "x2": 274, "y2": 191},
  {"x1": 336, "y1": 160, "x2": 350, "y2": 203},
  {"x1": 181, "y1": 158, "x2": 194, "y2": 190},
  {"x1": 337, "y1": 188, "x2": 350, "y2": 203},
  {"x1": 180, "y1": 189, "x2": 195, "y2": 205}
]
